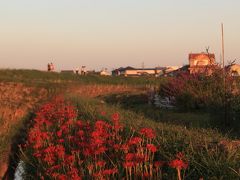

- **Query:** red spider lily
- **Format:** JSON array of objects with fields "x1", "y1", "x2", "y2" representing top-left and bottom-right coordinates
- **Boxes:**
[
  {"x1": 102, "y1": 168, "x2": 118, "y2": 175},
  {"x1": 146, "y1": 144, "x2": 157, "y2": 153},
  {"x1": 111, "y1": 112, "x2": 119, "y2": 122},
  {"x1": 128, "y1": 137, "x2": 142, "y2": 145},
  {"x1": 43, "y1": 154, "x2": 55, "y2": 165},
  {"x1": 135, "y1": 154, "x2": 145, "y2": 163},
  {"x1": 100, "y1": 111, "x2": 106, "y2": 116},
  {"x1": 169, "y1": 158, "x2": 188, "y2": 180},
  {"x1": 67, "y1": 167, "x2": 81, "y2": 180},
  {"x1": 33, "y1": 152, "x2": 41, "y2": 158},
  {"x1": 125, "y1": 153, "x2": 135, "y2": 161},
  {"x1": 55, "y1": 145, "x2": 65, "y2": 159},
  {"x1": 113, "y1": 144, "x2": 121, "y2": 150},
  {"x1": 87, "y1": 164, "x2": 94, "y2": 171},
  {"x1": 48, "y1": 164, "x2": 61, "y2": 173},
  {"x1": 58, "y1": 139, "x2": 65, "y2": 143},
  {"x1": 123, "y1": 161, "x2": 135, "y2": 168},
  {"x1": 77, "y1": 130, "x2": 84, "y2": 137},
  {"x1": 24, "y1": 97, "x2": 189, "y2": 179},
  {"x1": 56, "y1": 130, "x2": 63, "y2": 137},
  {"x1": 44, "y1": 145, "x2": 55, "y2": 154},
  {"x1": 96, "y1": 161, "x2": 106, "y2": 167},
  {"x1": 143, "y1": 172, "x2": 150, "y2": 178},
  {"x1": 139, "y1": 128, "x2": 156, "y2": 139},
  {"x1": 121, "y1": 144, "x2": 129, "y2": 153},
  {"x1": 64, "y1": 155, "x2": 75, "y2": 165},
  {"x1": 57, "y1": 174, "x2": 67, "y2": 180},
  {"x1": 169, "y1": 159, "x2": 188, "y2": 170},
  {"x1": 94, "y1": 146, "x2": 107, "y2": 155}
]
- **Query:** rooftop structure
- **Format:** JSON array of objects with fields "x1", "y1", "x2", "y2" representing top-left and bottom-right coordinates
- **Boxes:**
[{"x1": 188, "y1": 52, "x2": 216, "y2": 75}]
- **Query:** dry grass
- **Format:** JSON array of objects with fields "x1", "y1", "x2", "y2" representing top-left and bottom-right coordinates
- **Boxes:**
[
  {"x1": 70, "y1": 84, "x2": 141, "y2": 98},
  {"x1": 0, "y1": 82, "x2": 48, "y2": 178}
]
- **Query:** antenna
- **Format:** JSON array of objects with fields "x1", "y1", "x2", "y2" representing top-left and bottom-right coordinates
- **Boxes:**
[{"x1": 205, "y1": 46, "x2": 210, "y2": 53}]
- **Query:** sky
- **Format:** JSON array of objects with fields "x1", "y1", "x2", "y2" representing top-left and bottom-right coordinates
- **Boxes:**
[{"x1": 0, "y1": 0, "x2": 240, "y2": 71}]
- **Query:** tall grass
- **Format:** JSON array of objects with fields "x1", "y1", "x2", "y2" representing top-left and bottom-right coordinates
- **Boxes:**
[
  {"x1": 102, "y1": 92, "x2": 212, "y2": 129},
  {"x1": 159, "y1": 71, "x2": 240, "y2": 135}
]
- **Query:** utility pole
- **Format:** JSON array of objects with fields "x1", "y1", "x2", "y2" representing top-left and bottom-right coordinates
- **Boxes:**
[
  {"x1": 221, "y1": 23, "x2": 228, "y2": 126},
  {"x1": 221, "y1": 23, "x2": 225, "y2": 68}
]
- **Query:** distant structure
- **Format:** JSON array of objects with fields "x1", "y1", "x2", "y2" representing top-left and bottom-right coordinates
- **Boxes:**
[
  {"x1": 100, "y1": 68, "x2": 111, "y2": 76},
  {"x1": 112, "y1": 66, "x2": 181, "y2": 77},
  {"x1": 188, "y1": 52, "x2": 216, "y2": 74},
  {"x1": 112, "y1": 66, "x2": 165, "y2": 77},
  {"x1": 226, "y1": 64, "x2": 240, "y2": 76}
]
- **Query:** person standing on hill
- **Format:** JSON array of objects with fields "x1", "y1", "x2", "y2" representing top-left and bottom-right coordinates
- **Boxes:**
[
  {"x1": 47, "y1": 63, "x2": 51, "y2": 71},
  {"x1": 50, "y1": 62, "x2": 54, "y2": 71}
]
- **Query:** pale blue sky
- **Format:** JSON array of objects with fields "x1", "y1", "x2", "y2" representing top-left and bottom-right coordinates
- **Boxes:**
[{"x1": 0, "y1": 0, "x2": 239, "y2": 71}]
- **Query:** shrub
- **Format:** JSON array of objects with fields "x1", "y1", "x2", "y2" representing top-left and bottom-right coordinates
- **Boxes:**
[{"x1": 159, "y1": 70, "x2": 240, "y2": 128}]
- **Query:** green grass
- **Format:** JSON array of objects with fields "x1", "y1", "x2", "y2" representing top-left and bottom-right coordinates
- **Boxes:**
[
  {"x1": 0, "y1": 69, "x2": 163, "y2": 86},
  {"x1": 102, "y1": 92, "x2": 212, "y2": 129},
  {"x1": 66, "y1": 94, "x2": 240, "y2": 179}
]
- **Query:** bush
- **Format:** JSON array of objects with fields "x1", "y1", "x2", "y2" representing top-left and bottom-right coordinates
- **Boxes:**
[{"x1": 159, "y1": 70, "x2": 240, "y2": 129}]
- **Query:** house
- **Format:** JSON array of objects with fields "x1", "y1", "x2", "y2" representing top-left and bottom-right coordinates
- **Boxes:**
[
  {"x1": 162, "y1": 65, "x2": 187, "y2": 77},
  {"x1": 112, "y1": 66, "x2": 135, "y2": 76},
  {"x1": 227, "y1": 64, "x2": 240, "y2": 76},
  {"x1": 112, "y1": 66, "x2": 164, "y2": 77},
  {"x1": 188, "y1": 52, "x2": 216, "y2": 74},
  {"x1": 100, "y1": 69, "x2": 111, "y2": 76}
]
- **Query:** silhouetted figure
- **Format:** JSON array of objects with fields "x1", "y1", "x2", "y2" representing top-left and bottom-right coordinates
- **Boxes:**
[
  {"x1": 50, "y1": 62, "x2": 54, "y2": 71},
  {"x1": 76, "y1": 67, "x2": 79, "y2": 74},
  {"x1": 81, "y1": 66, "x2": 86, "y2": 75},
  {"x1": 47, "y1": 63, "x2": 51, "y2": 71}
]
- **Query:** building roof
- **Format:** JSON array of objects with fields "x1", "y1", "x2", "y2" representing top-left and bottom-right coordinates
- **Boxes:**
[
  {"x1": 189, "y1": 53, "x2": 215, "y2": 60},
  {"x1": 113, "y1": 66, "x2": 165, "y2": 72}
]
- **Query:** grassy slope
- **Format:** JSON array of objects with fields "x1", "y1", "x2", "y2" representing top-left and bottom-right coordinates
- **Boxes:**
[
  {"x1": 1, "y1": 69, "x2": 240, "y2": 178},
  {"x1": 67, "y1": 95, "x2": 240, "y2": 179},
  {"x1": 0, "y1": 69, "x2": 162, "y2": 86},
  {"x1": 0, "y1": 69, "x2": 157, "y2": 178},
  {"x1": 102, "y1": 92, "x2": 212, "y2": 129},
  {"x1": 0, "y1": 82, "x2": 51, "y2": 178}
]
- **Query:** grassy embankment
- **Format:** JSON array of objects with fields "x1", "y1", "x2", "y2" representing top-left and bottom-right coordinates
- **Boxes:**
[
  {"x1": 1, "y1": 69, "x2": 239, "y2": 179},
  {"x1": 0, "y1": 82, "x2": 49, "y2": 178},
  {"x1": 65, "y1": 94, "x2": 240, "y2": 179},
  {"x1": 0, "y1": 69, "x2": 157, "y2": 178}
]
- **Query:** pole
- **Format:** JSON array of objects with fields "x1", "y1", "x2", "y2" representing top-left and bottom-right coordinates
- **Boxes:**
[
  {"x1": 221, "y1": 23, "x2": 225, "y2": 68},
  {"x1": 221, "y1": 23, "x2": 228, "y2": 126}
]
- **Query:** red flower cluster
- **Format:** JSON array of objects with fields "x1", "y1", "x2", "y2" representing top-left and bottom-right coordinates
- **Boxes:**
[
  {"x1": 169, "y1": 152, "x2": 188, "y2": 170},
  {"x1": 24, "y1": 97, "x2": 188, "y2": 179}
]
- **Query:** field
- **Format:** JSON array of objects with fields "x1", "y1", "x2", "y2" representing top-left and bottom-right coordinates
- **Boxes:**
[{"x1": 0, "y1": 69, "x2": 240, "y2": 179}]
